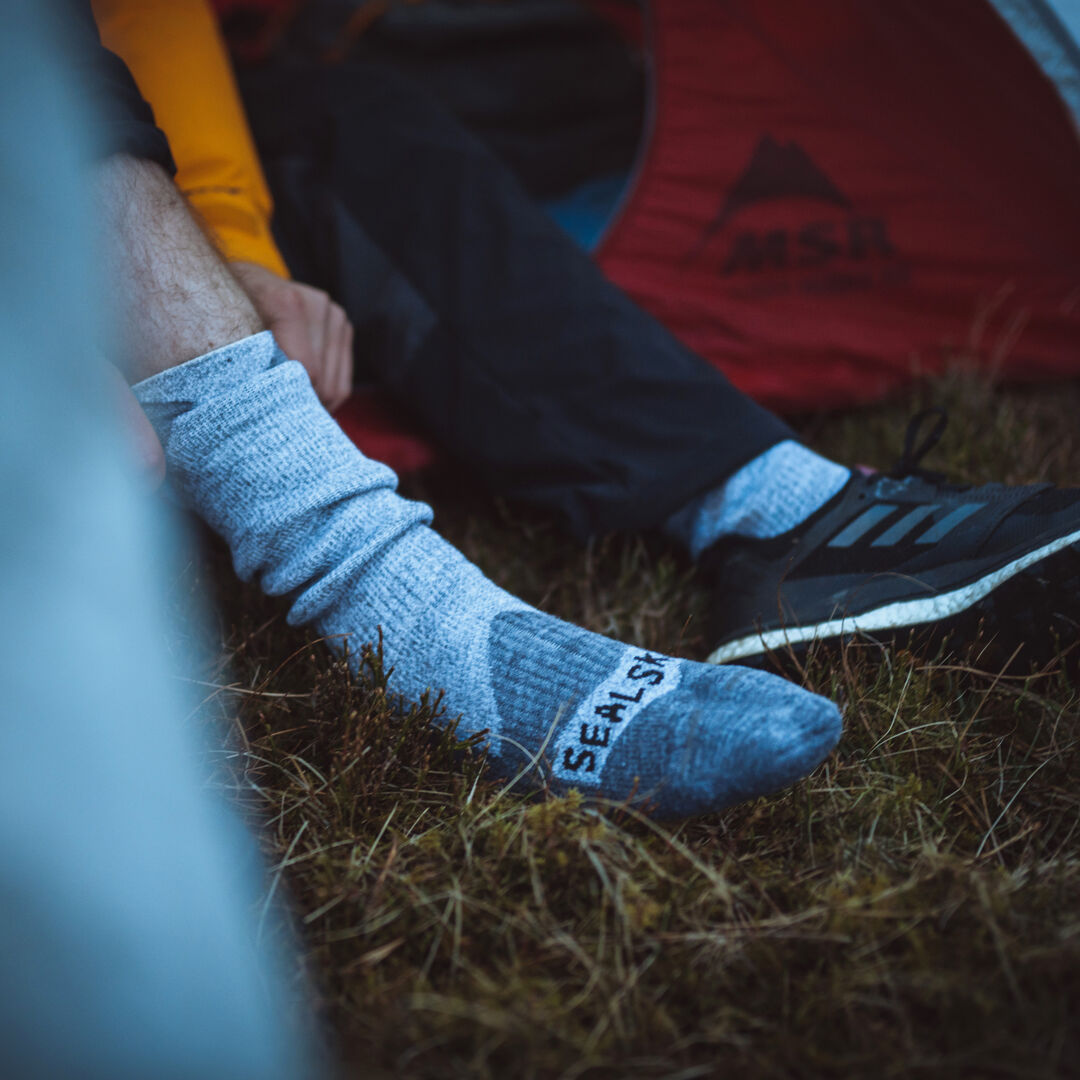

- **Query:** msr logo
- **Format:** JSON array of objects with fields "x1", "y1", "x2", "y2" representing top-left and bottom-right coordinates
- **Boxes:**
[
  {"x1": 691, "y1": 135, "x2": 906, "y2": 295},
  {"x1": 723, "y1": 218, "x2": 894, "y2": 274}
]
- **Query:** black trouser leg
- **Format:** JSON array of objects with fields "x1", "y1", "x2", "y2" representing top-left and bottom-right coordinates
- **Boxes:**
[{"x1": 241, "y1": 63, "x2": 795, "y2": 538}]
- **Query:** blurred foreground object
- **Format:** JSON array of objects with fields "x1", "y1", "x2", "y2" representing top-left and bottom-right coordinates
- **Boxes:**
[{"x1": 0, "y1": 5, "x2": 319, "y2": 1077}]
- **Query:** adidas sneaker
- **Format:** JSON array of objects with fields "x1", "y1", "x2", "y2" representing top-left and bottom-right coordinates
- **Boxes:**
[{"x1": 704, "y1": 455, "x2": 1080, "y2": 667}]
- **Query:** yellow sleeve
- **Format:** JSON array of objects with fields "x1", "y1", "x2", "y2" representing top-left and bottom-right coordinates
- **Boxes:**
[{"x1": 92, "y1": 0, "x2": 291, "y2": 278}]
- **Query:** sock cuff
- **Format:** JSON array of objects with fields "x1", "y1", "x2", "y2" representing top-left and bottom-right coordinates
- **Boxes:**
[
  {"x1": 132, "y1": 331, "x2": 282, "y2": 406},
  {"x1": 128, "y1": 330, "x2": 440, "y2": 623},
  {"x1": 666, "y1": 439, "x2": 849, "y2": 555}
]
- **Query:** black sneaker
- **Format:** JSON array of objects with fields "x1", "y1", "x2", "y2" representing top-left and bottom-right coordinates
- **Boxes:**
[{"x1": 703, "y1": 413, "x2": 1080, "y2": 666}]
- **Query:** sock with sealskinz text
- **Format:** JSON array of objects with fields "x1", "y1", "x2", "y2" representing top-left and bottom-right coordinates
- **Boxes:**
[{"x1": 134, "y1": 332, "x2": 842, "y2": 818}]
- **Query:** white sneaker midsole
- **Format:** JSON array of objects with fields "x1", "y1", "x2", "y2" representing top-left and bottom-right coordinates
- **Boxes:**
[{"x1": 706, "y1": 526, "x2": 1080, "y2": 665}]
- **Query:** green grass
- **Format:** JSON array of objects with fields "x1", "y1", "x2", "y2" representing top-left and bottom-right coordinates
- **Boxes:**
[{"x1": 185, "y1": 375, "x2": 1080, "y2": 1078}]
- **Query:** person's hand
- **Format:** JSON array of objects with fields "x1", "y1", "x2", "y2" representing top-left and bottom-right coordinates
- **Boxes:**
[{"x1": 230, "y1": 260, "x2": 354, "y2": 412}]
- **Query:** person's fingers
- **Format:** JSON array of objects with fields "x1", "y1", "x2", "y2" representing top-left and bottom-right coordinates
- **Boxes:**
[
  {"x1": 309, "y1": 290, "x2": 336, "y2": 406},
  {"x1": 336, "y1": 319, "x2": 355, "y2": 410},
  {"x1": 269, "y1": 288, "x2": 318, "y2": 375},
  {"x1": 325, "y1": 305, "x2": 353, "y2": 413},
  {"x1": 273, "y1": 286, "x2": 334, "y2": 400},
  {"x1": 304, "y1": 287, "x2": 329, "y2": 394},
  {"x1": 280, "y1": 286, "x2": 329, "y2": 403},
  {"x1": 236, "y1": 274, "x2": 345, "y2": 407}
]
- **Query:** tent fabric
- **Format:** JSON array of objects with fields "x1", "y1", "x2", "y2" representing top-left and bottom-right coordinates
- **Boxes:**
[
  {"x1": 594, "y1": 0, "x2": 1080, "y2": 413},
  {"x1": 334, "y1": 389, "x2": 437, "y2": 475}
]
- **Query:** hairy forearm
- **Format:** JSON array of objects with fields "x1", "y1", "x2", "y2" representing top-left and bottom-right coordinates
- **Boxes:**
[{"x1": 95, "y1": 154, "x2": 262, "y2": 382}]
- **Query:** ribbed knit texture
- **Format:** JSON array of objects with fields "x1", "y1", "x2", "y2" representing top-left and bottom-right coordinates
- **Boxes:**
[
  {"x1": 135, "y1": 334, "x2": 842, "y2": 818},
  {"x1": 667, "y1": 440, "x2": 851, "y2": 558}
]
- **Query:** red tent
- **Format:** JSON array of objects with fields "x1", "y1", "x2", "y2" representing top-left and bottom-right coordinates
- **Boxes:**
[{"x1": 593, "y1": 0, "x2": 1080, "y2": 413}]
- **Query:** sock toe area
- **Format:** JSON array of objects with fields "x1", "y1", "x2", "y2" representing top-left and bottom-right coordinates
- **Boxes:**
[
  {"x1": 599, "y1": 663, "x2": 842, "y2": 819},
  {"x1": 485, "y1": 610, "x2": 842, "y2": 817}
]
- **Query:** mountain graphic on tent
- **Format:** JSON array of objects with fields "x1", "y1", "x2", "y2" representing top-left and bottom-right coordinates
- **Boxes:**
[{"x1": 702, "y1": 135, "x2": 852, "y2": 243}]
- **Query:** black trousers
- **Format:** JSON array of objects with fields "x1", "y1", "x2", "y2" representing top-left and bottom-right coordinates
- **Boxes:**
[{"x1": 239, "y1": 62, "x2": 794, "y2": 539}]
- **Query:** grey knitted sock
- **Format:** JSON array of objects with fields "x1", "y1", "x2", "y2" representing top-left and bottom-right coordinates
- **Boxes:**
[
  {"x1": 666, "y1": 440, "x2": 851, "y2": 558},
  {"x1": 135, "y1": 333, "x2": 842, "y2": 819}
]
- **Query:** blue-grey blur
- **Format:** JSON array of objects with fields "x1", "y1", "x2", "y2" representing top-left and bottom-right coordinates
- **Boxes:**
[{"x1": 0, "y1": 5, "x2": 318, "y2": 1077}]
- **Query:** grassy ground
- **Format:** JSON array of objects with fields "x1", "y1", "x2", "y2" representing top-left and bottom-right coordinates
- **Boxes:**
[{"x1": 185, "y1": 374, "x2": 1080, "y2": 1079}]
